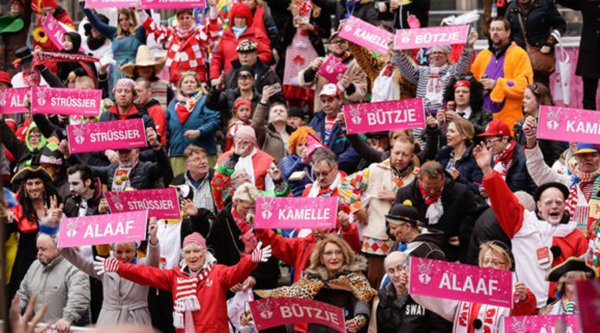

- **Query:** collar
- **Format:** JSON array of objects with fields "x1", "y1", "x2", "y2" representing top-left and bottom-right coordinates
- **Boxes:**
[{"x1": 488, "y1": 40, "x2": 512, "y2": 58}]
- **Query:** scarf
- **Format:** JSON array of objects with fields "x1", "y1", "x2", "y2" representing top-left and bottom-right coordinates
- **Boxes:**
[
  {"x1": 23, "y1": 69, "x2": 41, "y2": 87},
  {"x1": 308, "y1": 172, "x2": 341, "y2": 198},
  {"x1": 32, "y1": 51, "x2": 99, "y2": 67},
  {"x1": 425, "y1": 64, "x2": 447, "y2": 106},
  {"x1": 231, "y1": 207, "x2": 258, "y2": 255},
  {"x1": 419, "y1": 181, "x2": 444, "y2": 225},
  {"x1": 565, "y1": 161, "x2": 600, "y2": 237},
  {"x1": 235, "y1": 148, "x2": 257, "y2": 186},
  {"x1": 232, "y1": 26, "x2": 247, "y2": 39},
  {"x1": 87, "y1": 35, "x2": 107, "y2": 51},
  {"x1": 173, "y1": 262, "x2": 216, "y2": 329},
  {"x1": 492, "y1": 141, "x2": 516, "y2": 178},
  {"x1": 176, "y1": 24, "x2": 197, "y2": 40},
  {"x1": 174, "y1": 92, "x2": 201, "y2": 124},
  {"x1": 112, "y1": 164, "x2": 135, "y2": 192}
]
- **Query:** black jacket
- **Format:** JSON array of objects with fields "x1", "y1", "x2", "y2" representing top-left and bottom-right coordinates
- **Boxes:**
[
  {"x1": 435, "y1": 145, "x2": 483, "y2": 194},
  {"x1": 223, "y1": 58, "x2": 282, "y2": 101},
  {"x1": 404, "y1": 229, "x2": 447, "y2": 261},
  {"x1": 205, "y1": 86, "x2": 262, "y2": 131},
  {"x1": 513, "y1": 118, "x2": 566, "y2": 167},
  {"x1": 377, "y1": 282, "x2": 452, "y2": 333},
  {"x1": 466, "y1": 207, "x2": 512, "y2": 266},
  {"x1": 467, "y1": 107, "x2": 494, "y2": 136},
  {"x1": 494, "y1": 142, "x2": 538, "y2": 194},
  {"x1": 505, "y1": 0, "x2": 567, "y2": 49},
  {"x1": 63, "y1": 178, "x2": 104, "y2": 218}
]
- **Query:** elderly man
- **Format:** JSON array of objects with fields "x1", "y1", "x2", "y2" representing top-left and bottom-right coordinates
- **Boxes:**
[
  {"x1": 172, "y1": 145, "x2": 215, "y2": 213},
  {"x1": 339, "y1": 137, "x2": 420, "y2": 288},
  {"x1": 474, "y1": 142, "x2": 588, "y2": 308},
  {"x1": 15, "y1": 234, "x2": 90, "y2": 333}
]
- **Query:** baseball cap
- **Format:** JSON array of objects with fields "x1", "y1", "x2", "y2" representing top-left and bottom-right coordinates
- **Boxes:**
[{"x1": 478, "y1": 120, "x2": 511, "y2": 137}]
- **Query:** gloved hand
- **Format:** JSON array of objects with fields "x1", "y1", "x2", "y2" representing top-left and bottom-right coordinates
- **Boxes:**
[
  {"x1": 522, "y1": 116, "x2": 538, "y2": 139},
  {"x1": 93, "y1": 256, "x2": 119, "y2": 275},
  {"x1": 251, "y1": 242, "x2": 272, "y2": 263}
]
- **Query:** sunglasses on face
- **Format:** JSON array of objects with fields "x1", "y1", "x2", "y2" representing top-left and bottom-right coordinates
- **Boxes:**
[{"x1": 238, "y1": 74, "x2": 253, "y2": 81}]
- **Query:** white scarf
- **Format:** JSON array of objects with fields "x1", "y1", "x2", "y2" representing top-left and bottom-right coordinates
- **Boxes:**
[
  {"x1": 425, "y1": 199, "x2": 444, "y2": 225},
  {"x1": 235, "y1": 148, "x2": 257, "y2": 185},
  {"x1": 308, "y1": 172, "x2": 342, "y2": 197}
]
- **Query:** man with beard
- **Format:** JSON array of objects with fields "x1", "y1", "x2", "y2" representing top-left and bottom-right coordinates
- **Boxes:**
[
  {"x1": 15, "y1": 234, "x2": 90, "y2": 333},
  {"x1": 474, "y1": 142, "x2": 588, "y2": 309}
]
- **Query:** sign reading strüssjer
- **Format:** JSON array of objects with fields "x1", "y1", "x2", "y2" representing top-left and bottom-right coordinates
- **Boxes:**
[
  {"x1": 249, "y1": 298, "x2": 346, "y2": 333},
  {"x1": 105, "y1": 188, "x2": 181, "y2": 220},
  {"x1": 85, "y1": 0, "x2": 136, "y2": 8},
  {"x1": 142, "y1": 0, "x2": 205, "y2": 9},
  {"x1": 58, "y1": 210, "x2": 148, "y2": 248},
  {"x1": 504, "y1": 314, "x2": 580, "y2": 333},
  {"x1": 0, "y1": 88, "x2": 30, "y2": 114},
  {"x1": 408, "y1": 257, "x2": 513, "y2": 308},
  {"x1": 339, "y1": 16, "x2": 393, "y2": 55},
  {"x1": 31, "y1": 86, "x2": 101, "y2": 116},
  {"x1": 538, "y1": 105, "x2": 600, "y2": 145},
  {"x1": 254, "y1": 197, "x2": 338, "y2": 229},
  {"x1": 343, "y1": 98, "x2": 426, "y2": 135},
  {"x1": 576, "y1": 279, "x2": 600, "y2": 333},
  {"x1": 394, "y1": 25, "x2": 470, "y2": 50},
  {"x1": 67, "y1": 118, "x2": 147, "y2": 154}
]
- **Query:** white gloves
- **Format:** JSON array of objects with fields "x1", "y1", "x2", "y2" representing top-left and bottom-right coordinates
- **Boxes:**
[
  {"x1": 251, "y1": 242, "x2": 272, "y2": 263},
  {"x1": 93, "y1": 256, "x2": 119, "y2": 275}
]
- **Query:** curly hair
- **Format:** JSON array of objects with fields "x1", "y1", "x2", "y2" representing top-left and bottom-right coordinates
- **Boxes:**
[
  {"x1": 288, "y1": 126, "x2": 316, "y2": 155},
  {"x1": 443, "y1": 73, "x2": 485, "y2": 111},
  {"x1": 309, "y1": 235, "x2": 356, "y2": 271}
]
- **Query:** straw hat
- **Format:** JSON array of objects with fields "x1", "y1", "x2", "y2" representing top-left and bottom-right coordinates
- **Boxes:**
[{"x1": 119, "y1": 45, "x2": 166, "y2": 78}]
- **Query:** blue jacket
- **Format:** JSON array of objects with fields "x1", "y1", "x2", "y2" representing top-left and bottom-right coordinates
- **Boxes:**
[
  {"x1": 436, "y1": 145, "x2": 483, "y2": 194},
  {"x1": 166, "y1": 94, "x2": 220, "y2": 156},
  {"x1": 308, "y1": 110, "x2": 360, "y2": 174},
  {"x1": 493, "y1": 142, "x2": 537, "y2": 195},
  {"x1": 280, "y1": 154, "x2": 313, "y2": 197}
]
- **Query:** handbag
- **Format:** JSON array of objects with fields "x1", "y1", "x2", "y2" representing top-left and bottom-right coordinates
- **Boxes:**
[
  {"x1": 517, "y1": 12, "x2": 555, "y2": 75},
  {"x1": 552, "y1": 31, "x2": 571, "y2": 105}
]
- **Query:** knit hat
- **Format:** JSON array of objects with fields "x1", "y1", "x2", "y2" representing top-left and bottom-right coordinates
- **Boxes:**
[
  {"x1": 237, "y1": 39, "x2": 258, "y2": 53},
  {"x1": 287, "y1": 107, "x2": 306, "y2": 119},
  {"x1": 183, "y1": 232, "x2": 207, "y2": 251},
  {"x1": 229, "y1": 3, "x2": 253, "y2": 28},
  {"x1": 112, "y1": 78, "x2": 135, "y2": 94},
  {"x1": 234, "y1": 99, "x2": 252, "y2": 110},
  {"x1": 426, "y1": 45, "x2": 452, "y2": 55},
  {"x1": 235, "y1": 125, "x2": 257, "y2": 147},
  {"x1": 0, "y1": 71, "x2": 12, "y2": 87},
  {"x1": 386, "y1": 200, "x2": 423, "y2": 226},
  {"x1": 39, "y1": 0, "x2": 57, "y2": 10}
]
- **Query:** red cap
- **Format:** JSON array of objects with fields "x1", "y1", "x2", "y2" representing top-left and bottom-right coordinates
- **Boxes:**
[
  {"x1": 478, "y1": 120, "x2": 511, "y2": 137},
  {"x1": 0, "y1": 72, "x2": 12, "y2": 88},
  {"x1": 182, "y1": 232, "x2": 207, "y2": 251}
]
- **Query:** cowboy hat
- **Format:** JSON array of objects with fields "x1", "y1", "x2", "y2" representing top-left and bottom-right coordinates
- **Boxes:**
[{"x1": 119, "y1": 45, "x2": 166, "y2": 78}]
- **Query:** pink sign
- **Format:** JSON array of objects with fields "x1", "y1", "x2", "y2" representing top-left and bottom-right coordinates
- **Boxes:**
[
  {"x1": 254, "y1": 197, "x2": 338, "y2": 229},
  {"x1": 249, "y1": 298, "x2": 345, "y2": 333},
  {"x1": 43, "y1": 14, "x2": 85, "y2": 53},
  {"x1": 576, "y1": 279, "x2": 600, "y2": 333},
  {"x1": 317, "y1": 54, "x2": 347, "y2": 84},
  {"x1": 343, "y1": 98, "x2": 426, "y2": 135},
  {"x1": 0, "y1": 88, "x2": 30, "y2": 114},
  {"x1": 105, "y1": 189, "x2": 181, "y2": 220},
  {"x1": 408, "y1": 257, "x2": 513, "y2": 308},
  {"x1": 339, "y1": 16, "x2": 393, "y2": 55},
  {"x1": 67, "y1": 119, "x2": 148, "y2": 154},
  {"x1": 142, "y1": 0, "x2": 205, "y2": 9},
  {"x1": 57, "y1": 210, "x2": 148, "y2": 248},
  {"x1": 504, "y1": 315, "x2": 580, "y2": 333},
  {"x1": 394, "y1": 25, "x2": 470, "y2": 50},
  {"x1": 85, "y1": 0, "x2": 136, "y2": 8},
  {"x1": 538, "y1": 105, "x2": 600, "y2": 145},
  {"x1": 31, "y1": 86, "x2": 101, "y2": 117}
]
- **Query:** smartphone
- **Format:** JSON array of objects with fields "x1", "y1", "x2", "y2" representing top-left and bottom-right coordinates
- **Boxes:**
[{"x1": 271, "y1": 83, "x2": 282, "y2": 93}]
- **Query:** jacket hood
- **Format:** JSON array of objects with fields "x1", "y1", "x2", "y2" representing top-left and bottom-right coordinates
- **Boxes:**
[
  {"x1": 26, "y1": 123, "x2": 47, "y2": 152},
  {"x1": 64, "y1": 31, "x2": 82, "y2": 54},
  {"x1": 413, "y1": 228, "x2": 445, "y2": 247},
  {"x1": 304, "y1": 255, "x2": 368, "y2": 281},
  {"x1": 143, "y1": 98, "x2": 161, "y2": 109},
  {"x1": 230, "y1": 3, "x2": 254, "y2": 28}
]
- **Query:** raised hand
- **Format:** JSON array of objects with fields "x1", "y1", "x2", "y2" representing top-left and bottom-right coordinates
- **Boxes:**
[
  {"x1": 467, "y1": 30, "x2": 479, "y2": 46},
  {"x1": 10, "y1": 295, "x2": 51, "y2": 333},
  {"x1": 93, "y1": 256, "x2": 119, "y2": 275},
  {"x1": 473, "y1": 142, "x2": 493, "y2": 176},
  {"x1": 148, "y1": 217, "x2": 158, "y2": 245},
  {"x1": 251, "y1": 242, "x2": 272, "y2": 263}
]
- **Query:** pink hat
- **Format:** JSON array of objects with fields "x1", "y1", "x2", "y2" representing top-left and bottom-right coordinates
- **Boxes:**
[
  {"x1": 235, "y1": 125, "x2": 257, "y2": 147},
  {"x1": 183, "y1": 232, "x2": 206, "y2": 251},
  {"x1": 112, "y1": 78, "x2": 135, "y2": 94}
]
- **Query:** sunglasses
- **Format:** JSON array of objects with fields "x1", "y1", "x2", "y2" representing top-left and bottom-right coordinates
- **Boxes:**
[{"x1": 238, "y1": 74, "x2": 253, "y2": 81}]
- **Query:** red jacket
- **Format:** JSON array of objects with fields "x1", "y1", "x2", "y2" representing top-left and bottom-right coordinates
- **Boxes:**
[
  {"x1": 118, "y1": 256, "x2": 256, "y2": 333},
  {"x1": 144, "y1": 100, "x2": 167, "y2": 145},
  {"x1": 216, "y1": 149, "x2": 275, "y2": 191},
  {"x1": 209, "y1": 4, "x2": 272, "y2": 80},
  {"x1": 255, "y1": 224, "x2": 361, "y2": 282},
  {"x1": 11, "y1": 204, "x2": 38, "y2": 234}
]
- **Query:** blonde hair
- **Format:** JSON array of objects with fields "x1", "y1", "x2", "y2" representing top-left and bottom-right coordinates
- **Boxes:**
[
  {"x1": 115, "y1": 8, "x2": 139, "y2": 39},
  {"x1": 176, "y1": 72, "x2": 205, "y2": 96},
  {"x1": 309, "y1": 236, "x2": 355, "y2": 270},
  {"x1": 113, "y1": 242, "x2": 136, "y2": 251},
  {"x1": 232, "y1": 183, "x2": 258, "y2": 203},
  {"x1": 478, "y1": 242, "x2": 512, "y2": 271}
]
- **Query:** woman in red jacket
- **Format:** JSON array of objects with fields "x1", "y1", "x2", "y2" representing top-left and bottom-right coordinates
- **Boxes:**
[{"x1": 93, "y1": 232, "x2": 272, "y2": 333}]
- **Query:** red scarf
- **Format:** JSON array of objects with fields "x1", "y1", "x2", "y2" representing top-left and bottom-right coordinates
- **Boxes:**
[
  {"x1": 493, "y1": 141, "x2": 516, "y2": 177},
  {"x1": 418, "y1": 181, "x2": 444, "y2": 205},
  {"x1": 231, "y1": 207, "x2": 258, "y2": 255},
  {"x1": 174, "y1": 92, "x2": 201, "y2": 124}
]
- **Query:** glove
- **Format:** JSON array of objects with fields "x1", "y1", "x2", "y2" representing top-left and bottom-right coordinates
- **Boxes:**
[
  {"x1": 522, "y1": 116, "x2": 538, "y2": 139},
  {"x1": 251, "y1": 241, "x2": 272, "y2": 263},
  {"x1": 93, "y1": 256, "x2": 119, "y2": 275}
]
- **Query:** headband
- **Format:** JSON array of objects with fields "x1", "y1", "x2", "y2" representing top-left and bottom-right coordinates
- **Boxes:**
[
  {"x1": 234, "y1": 99, "x2": 252, "y2": 110},
  {"x1": 454, "y1": 80, "x2": 471, "y2": 89}
]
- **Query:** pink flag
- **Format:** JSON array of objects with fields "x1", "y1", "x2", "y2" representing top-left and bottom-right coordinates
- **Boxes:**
[
  {"x1": 305, "y1": 132, "x2": 324, "y2": 162},
  {"x1": 408, "y1": 257, "x2": 513, "y2": 308},
  {"x1": 394, "y1": 25, "x2": 470, "y2": 50},
  {"x1": 43, "y1": 14, "x2": 85, "y2": 53},
  {"x1": 142, "y1": 0, "x2": 205, "y2": 9},
  {"x1": 57, "y1": 210, "x2": 148, "y2": 248},
  {"x1": 538, "y1": 105, "x2": 600, "y2": 145},
  {"x1": 105, "y1": 189, "x2": 181, "y2": 220},
  {"x1": 576, "y1": 279, "x2": 600, "y2": 333},
  {"x1": 85, "y1": 0, "x2": 136, "y2": 8},
  {"x1": 249, "y1": 298, "x2": 346, "y2": 333},
  {"x1": 504, "y1": 314, "x2": 580, "y2": 333},
  {"x1": 31, "y1": 86, "x2": 101, "y2": 116},
  {"x1": 338, "y1": 16, "x2": 393, "y2": 55},
  {"x1": 254, "y1": 197, "x2": 338, "y2": 229},
  {"x1": 0, "y1": 88, "x2": 30, "y2": 114},
  {"x1": 67, "y1": 119, "x2": 148, "y2": 154},
  {"x1": 343, "y1": 98, "x2": 427, "y2": 135},
  {"x1": 317, "y1": 54, "x2": 347, "y2": 84}
]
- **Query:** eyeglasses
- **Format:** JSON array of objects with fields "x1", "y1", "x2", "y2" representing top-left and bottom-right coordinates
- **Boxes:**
[
  {"x1": 483, "y1": 258, "x2": 505, "y2": 268},
  {"x1": 238, "y1": 74, "x2": 253, "y2": 81},
  {"x1": 232, "y1": 173, "x2": 251, "y2": 182},
  {"x1": 314, "y1": 168, "x2": 333, "y2": 178},
  {"x1": 323, "y1": 250, "x2": 343, "y2": 257},
  {"x1": 330, "y1": 40, "x2": 347, "y2": 45},
  {"x1": 430, "y1": 51, "x2": 447, "y2": 56},
  {"x1": 485, "y1": 137, "x2": 502, "y2": 145}
]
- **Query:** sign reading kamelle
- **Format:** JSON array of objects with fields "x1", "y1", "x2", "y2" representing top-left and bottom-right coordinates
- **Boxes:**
[
  {"x1": 105, "y1": 188, "x2": 181, "y2": 220},
  {"x1": 43, "y1": 14, "x2": 85, "y2": 52},
  {"x1": 538, "y1": 105, "x2": 600, "y2": 145},
  {"x1": 249, "y1": 298, "x2": 346, "y2": 333},
  {"x1": 409, "y1": 257, "x2": 513, "y2": 308},
  {"x1": 394, "y1": 25, "x2": 470, "y2": 50},
  {"x1": 58, "y1": 210, "x2": 148, "y2": 248},
  {"x1": 317, "y1": 54, "x2": 347, "y2": 84},
  {"x1": 142, "y1": 0, "x2": 205, "y2": 9},
  {"x1": 576, "y1": 279, "x2": 600, "y2": 333},
  {"x1": 0, "y1": 88, "x2": 30, "y2": 114},
  {"x1": 85, "y1": 0, "x2": 136, "y2": 8},
  {"x1": 504, "y1": 314, "x2": 580, "y2": 333},
  {"x1": 343, "y1": 98, "x2": 426, "y2": 135},
  {"x1": 31, "y1": 86, "x2": 101, "y2": 116},
  {"x1": 254, "y1": 197, "x2": 338, "y2": 229},
  {"x1": 67, "y1": 118, "x2": 147, "y2": 154},
  {"x1": 339, "y1": 16, "x2": 393, "y2": 55}
]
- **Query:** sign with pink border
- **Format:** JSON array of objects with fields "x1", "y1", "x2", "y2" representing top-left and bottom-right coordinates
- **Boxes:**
[
  {"x1": 538, "y1": 105, "x2": 600, "y2": 144},
  {"x1": 67, "y1": 119, "x2": 147, "y2": 154},
  {"x1": 58, "y1": 210, "x2": 148, "y2": 248},
  {"x1": 254, "y1": 197, "x2": 338, "y2": 229},
  {"x1": 576, "y1": 279, "x2": 600, "y2": 333},
  {"x1": 105, "y1": 188, "x2": 181, "y2": 220},
  {"x1": 408, "y1": 257, "x2": 513, "y2": 308},
  {"x1": 394, "y1": 25, "x2": 470, "y2": 50},
  {"x1": 43, "y1": 14, "x2": 85, "y2": 52},
  {"x1": 504, "y1": 314, "x2": 580, "y2": 333},
  {"x1": 339, "y1": 16, "x2": 393, "y2": 55},
  {"x1": 85, "y1": 0, "x2": 136, "y2": 8},
  {"x1": 0, "y1": 88, "x2": 30, "y2": 114},
  {"x1": 249, "y1": 298, "x2": 345, "y2": 333},
  {"x1": 31, "y1": 86, "x2": 101, "y2": 116},
  {"x1": 343, "y1": 98, "x2": 426, "y2": 134},
  {"x1": 142, "y1": 0, "x2": 205, "y2": 9},
  {"x1": 317, "y1": 54, "x2": 347, "y2": 84}
]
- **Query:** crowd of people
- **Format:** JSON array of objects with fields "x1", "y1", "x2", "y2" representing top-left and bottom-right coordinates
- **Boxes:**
[{"x1": 1, "y1": 0, "x2": 600, "y2": 332}]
